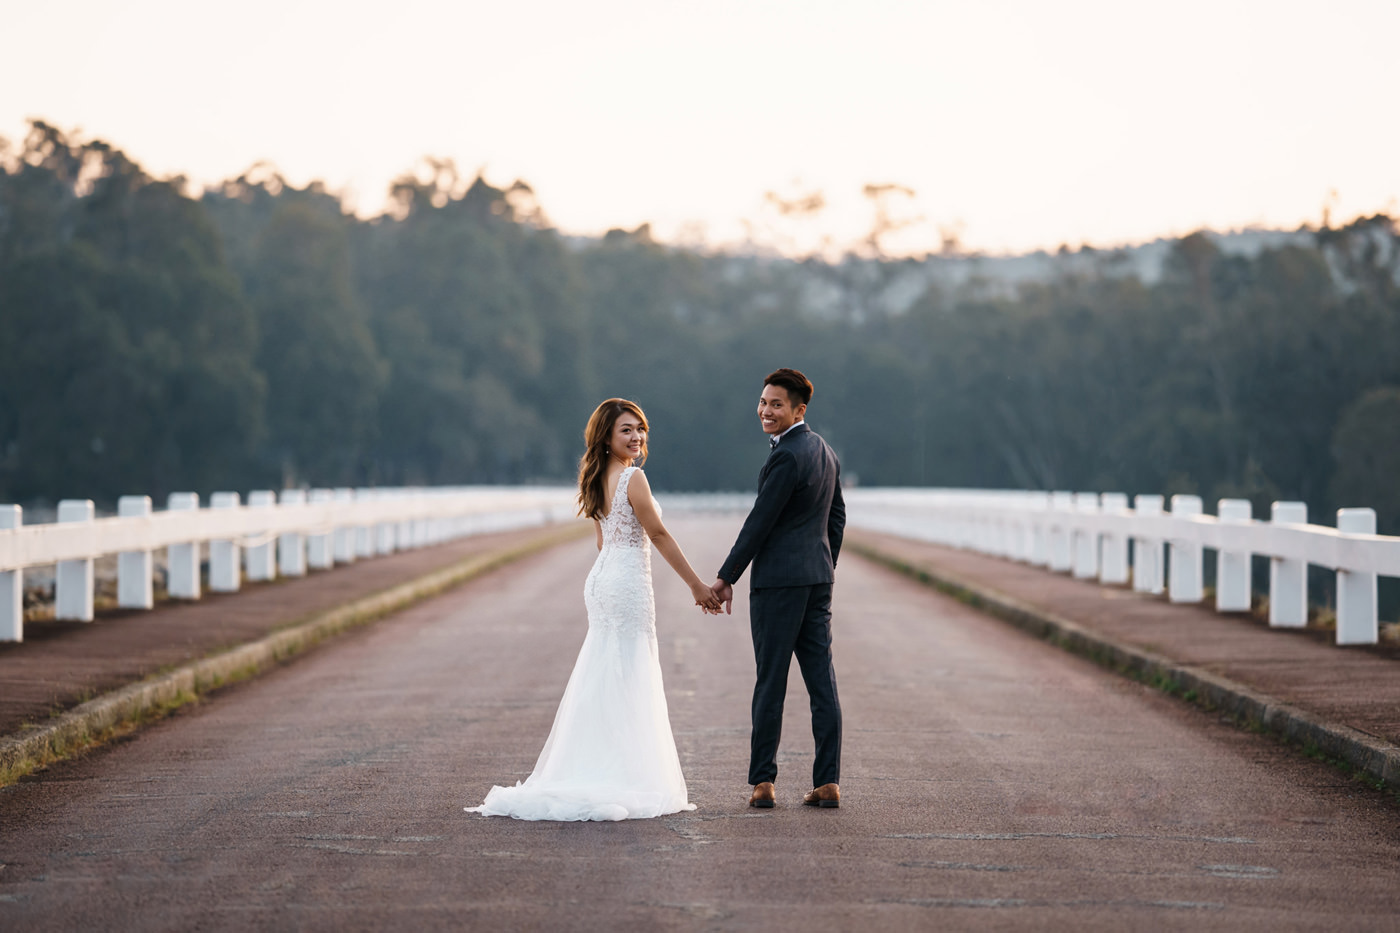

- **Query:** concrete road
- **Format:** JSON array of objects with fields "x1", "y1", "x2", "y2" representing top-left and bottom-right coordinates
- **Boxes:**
[{"x1": 1, "y1": 517, "x2": 1397, "y2": 931}]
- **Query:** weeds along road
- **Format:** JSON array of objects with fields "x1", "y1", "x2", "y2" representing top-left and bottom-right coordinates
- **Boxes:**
[{"x1": 1, "y1": 516, "x2": 1397, "y2": 931}]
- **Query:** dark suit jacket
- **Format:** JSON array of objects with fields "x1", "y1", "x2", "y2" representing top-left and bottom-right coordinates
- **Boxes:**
[{"x1": 718, "y1": 423, "x2": 845, "y2": 589}]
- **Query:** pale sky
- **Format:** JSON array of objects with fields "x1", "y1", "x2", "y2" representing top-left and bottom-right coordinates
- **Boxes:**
[{"x1": 3, "y1": 0, "x2": 1396, "y2": 256}]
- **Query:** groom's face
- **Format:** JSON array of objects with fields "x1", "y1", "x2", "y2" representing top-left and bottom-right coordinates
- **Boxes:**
[{"x1": 758, "y1": 384, "x2": 805, "y2": 436}]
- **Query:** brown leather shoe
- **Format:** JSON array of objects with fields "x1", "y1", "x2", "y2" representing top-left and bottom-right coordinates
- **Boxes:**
[
  {"x1": 803, "y1": 783, "x2": 840, "y2": 808},
  {"x1": 749, "y1": 782, "x2": 775, "y2": 808}
]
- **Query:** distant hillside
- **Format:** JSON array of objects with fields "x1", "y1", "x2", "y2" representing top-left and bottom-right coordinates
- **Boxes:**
[{"x1": 566, "y1": 226, "x2": 1322, "y2": 320}]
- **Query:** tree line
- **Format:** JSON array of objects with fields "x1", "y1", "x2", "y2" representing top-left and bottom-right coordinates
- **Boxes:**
[{"x1": 2, "y1": 121, "x2": 1398, "y2": 541}]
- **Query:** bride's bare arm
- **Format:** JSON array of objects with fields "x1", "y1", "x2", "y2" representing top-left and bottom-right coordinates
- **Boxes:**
[
  {"x1": 628, "y1": 471, "x2": 722, "y2": 612},
  {"x1": 595, "y1": 519, "x2": 603, "y2": 551}
]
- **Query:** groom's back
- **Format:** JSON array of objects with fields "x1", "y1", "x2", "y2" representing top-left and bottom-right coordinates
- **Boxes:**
[{"x1": 750, "y1": 428, "x2": 843, "y2": 589}]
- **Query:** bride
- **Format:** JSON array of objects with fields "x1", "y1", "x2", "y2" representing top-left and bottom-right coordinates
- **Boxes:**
[{"x1": 465, "y1": 398, "x2": 721, "y2": 821}]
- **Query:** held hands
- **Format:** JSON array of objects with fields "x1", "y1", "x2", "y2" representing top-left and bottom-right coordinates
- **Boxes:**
[
  {"x1": 710, "y1": 579, "x2": 733, "y2": 615},
  {"x1": 691, "y1": 580, "x2": 723, "y2": 614}
]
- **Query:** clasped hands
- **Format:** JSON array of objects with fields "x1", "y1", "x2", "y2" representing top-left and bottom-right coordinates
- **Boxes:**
[
  {"x1": 694, "y1": 578, "x2": 732, "y2": 616},
  {"x1": 691, "y1": 580, "x2": 724, "y2": 614}
]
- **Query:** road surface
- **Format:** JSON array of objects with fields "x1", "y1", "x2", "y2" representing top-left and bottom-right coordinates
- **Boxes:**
[{"x1": 1, "y1": 516, "x2": 1397, "y2": 930}]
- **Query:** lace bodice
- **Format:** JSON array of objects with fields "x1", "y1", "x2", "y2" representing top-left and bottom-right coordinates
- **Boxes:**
[
  {"x1": 600, "y1": 466, "x2": 650, "y2": 550},
  {"x1": 585, "y1": 466, "x2": 656, "y2": 638}
]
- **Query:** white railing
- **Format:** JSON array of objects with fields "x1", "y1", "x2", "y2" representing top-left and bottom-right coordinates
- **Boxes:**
[
  {"x1": 657, "y1": 492, "x2": 756, "y2": 514},
  {"x1": 0, "y1": 486, "x2": 579, "y2": 642},
  {"x1": 846, "y1": 488, "x2": 1400, "y2": 646}
]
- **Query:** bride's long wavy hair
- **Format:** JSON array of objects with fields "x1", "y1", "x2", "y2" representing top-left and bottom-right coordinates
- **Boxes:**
[{"x1": 577, "y1": 398, "x2": 650, "y2": 520}]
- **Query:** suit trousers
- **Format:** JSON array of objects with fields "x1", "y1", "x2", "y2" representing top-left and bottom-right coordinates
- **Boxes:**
[{"x1": 748, "y1": 583, "x2": 842, "y2": 787}]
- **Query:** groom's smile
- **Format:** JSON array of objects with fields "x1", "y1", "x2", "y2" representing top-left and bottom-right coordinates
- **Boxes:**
[{"x1": 757, "y1": 384, "x2": 805, "y2": 436}]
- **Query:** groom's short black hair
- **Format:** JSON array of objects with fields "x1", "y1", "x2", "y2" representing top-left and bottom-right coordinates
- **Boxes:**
[{"x1": 765, "y1": 368, "x2": 813, "y2": 406}]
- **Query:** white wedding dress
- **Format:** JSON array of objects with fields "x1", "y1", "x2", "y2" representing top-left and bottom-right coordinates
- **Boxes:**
[{"x1": 465, "y1": 466, "x2": 696, "y2": 821}]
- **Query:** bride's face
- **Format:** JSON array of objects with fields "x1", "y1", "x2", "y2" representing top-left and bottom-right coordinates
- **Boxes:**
[{"x1": 609, "y1": 415, "x2": 646, "y2": 463}]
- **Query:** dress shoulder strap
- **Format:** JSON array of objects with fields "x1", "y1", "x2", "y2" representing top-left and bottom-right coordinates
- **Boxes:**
[
  {"x1": 608, "y1": 466, "x2": 638, "y2": 515},
  {"x1": 623, "y1": 466, "x2": 644, "y2": 501}
]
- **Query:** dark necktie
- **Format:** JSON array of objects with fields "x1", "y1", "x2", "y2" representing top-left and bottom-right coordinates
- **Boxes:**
[{"x1": 770, "y1": 435, "x2": 779, "y2": 449}]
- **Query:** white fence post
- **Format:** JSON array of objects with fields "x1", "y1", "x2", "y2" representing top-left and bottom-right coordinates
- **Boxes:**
[
  {"x1": 245, "y1": 490, "x2": 277, "y2": 581},
  {"x1": 333, "y1": 488, "x2": 357, "y2": 564},
  {"x1": 1336, "y1": 508, "x2": 1378, "y2": 646},
  {"x1": 1011, "y1": 494, "x2": 1031, "y2": 563},
  {"x1": 1099, "y1": 492, "x2": 1129, "y2": 584},
  {"x1": 1132, "y1": 494, "x2": 1164, "y2": 595},
  {"x1": 1072, "y1": 492, "x2": 1099, "y2": 579},
  {"x1": 0, "y1": 505, "x2": 21, "y2": 641},
  {"x1": 1029, "y1": 491, "x2": 1050, "y2": 567},
  {"x1": 209, "y1": 492, "x2": 241, "y2": 592},
  {"x1": 397, "y1": 489, "x2": 415, "y2": 551},
  {"x1": 411, "y1": 489, "x2": 428, "y2": 548},
  {"x1": 355, "y1": 488, "x2": 377, "y2": 558},
  {"x1": 1215, "y1": 498, "x2": 1252, "y2": 612},
  {"x1": 279, "y1": 489, "x2": 307, "y2": 577},
  {"x1": 1268, "y1": 501, "x2": 1308, "y2": 628},
  {"x1": 55, "y1": 499, "x2": 95, "y2": 621},
  {"x1": 1049, "y1": 491, "x2": 1074, "y2": 572},
  {"x1": 167, "y1": 492, "x2": 201, "y2": 600},
  {"x1": 117, "y1": 495, "x2": 154, "y2": 609},
  {"x1": 378, "y1": 490, "x2": 397, "y2": 555},
  {"x1": 308, "y1": 489, "x2": 334, "y2": 570},
  {"x1": 1168, "y1": 494, "x2": 1203, "y2": 603}
]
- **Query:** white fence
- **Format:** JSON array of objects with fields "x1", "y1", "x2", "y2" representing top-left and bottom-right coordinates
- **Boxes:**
[
  {"x1": 9, "y1": 485, "x2": 1395, "y2": 647},
  {"x1": 846, "y1": 489, "x2": 1400, "y2": 646},
  {"x1": 657, "y1": 493, "x2": 757, "y2": 514},
  {"x1": 0, "y1": 486, "x2": 579, "y2": 642}
]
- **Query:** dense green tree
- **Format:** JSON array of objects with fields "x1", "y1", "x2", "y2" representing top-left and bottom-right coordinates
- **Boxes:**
[
  {"x1": 0, "y1": 123, "x2": 263, "y2": 503},
  {"x1": 3, "y1": 119, "x2": 1399, "y2": 575},
  {"x1": 1331, "y1": 386, "x2": 1400, "y2": 535},
  {"x1": 356, "y1": 167, "x2": 570, "y2": 484}
]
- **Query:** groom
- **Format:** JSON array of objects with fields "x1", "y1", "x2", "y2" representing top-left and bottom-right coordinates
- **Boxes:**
[{"x1": 712, "y1": 368, "x2": 846, "y2": 810}]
